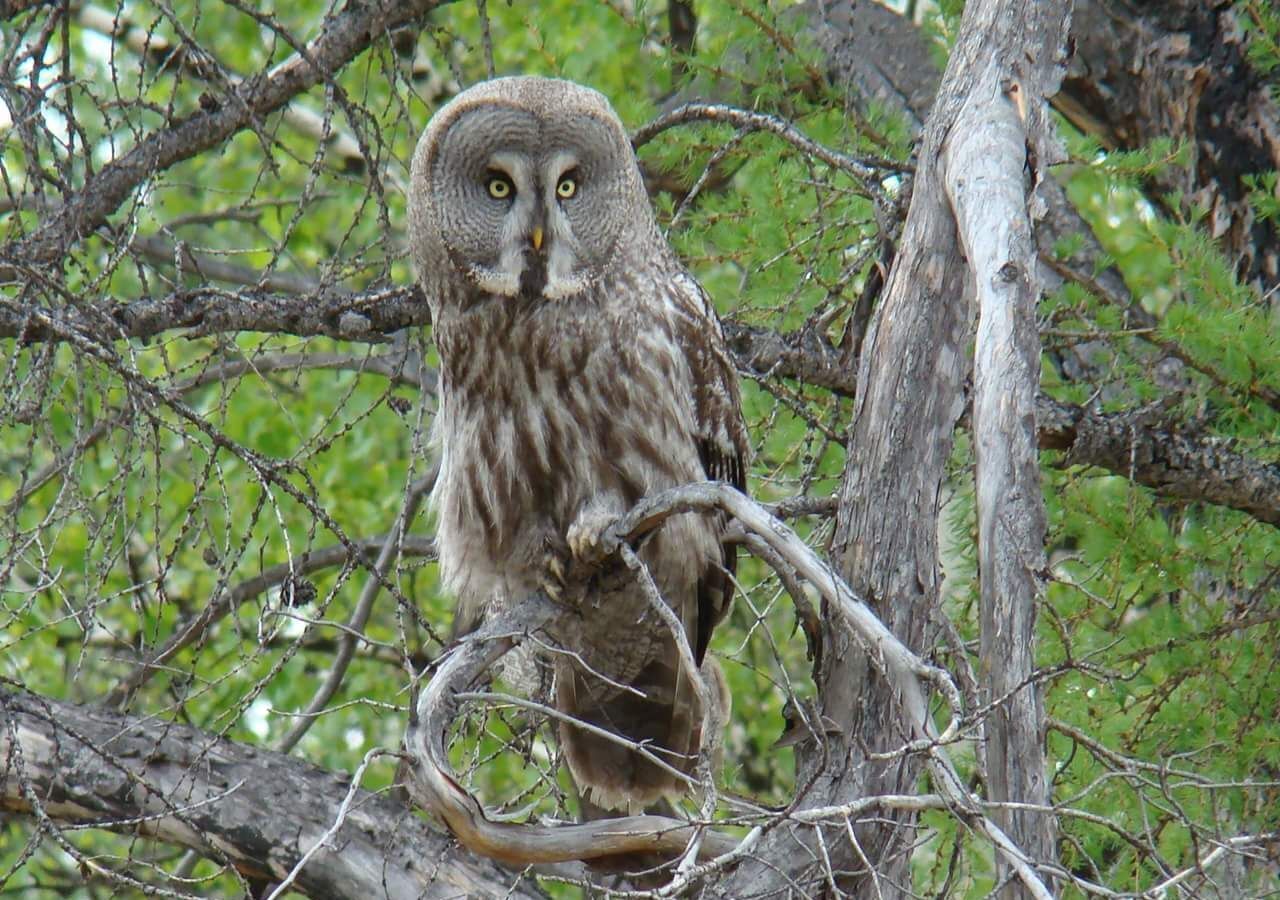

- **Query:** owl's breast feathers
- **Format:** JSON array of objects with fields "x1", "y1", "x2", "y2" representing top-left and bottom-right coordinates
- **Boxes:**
[
  {"x1": 431, "y1": 264, "x2": 746, "y2": 809},
  {"x1": 434, "y1": 267, "x2": 739, "y2": 562}
]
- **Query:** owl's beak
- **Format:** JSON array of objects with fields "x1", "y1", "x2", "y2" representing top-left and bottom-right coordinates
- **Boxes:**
[{"x1": 530, "y1": 226, "x2": 544, "y2": 252}]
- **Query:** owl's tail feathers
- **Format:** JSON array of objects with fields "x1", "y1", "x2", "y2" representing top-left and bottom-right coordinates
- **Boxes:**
[{"x1": 557, "y1": 653, "x2": 729, "y2": 814}]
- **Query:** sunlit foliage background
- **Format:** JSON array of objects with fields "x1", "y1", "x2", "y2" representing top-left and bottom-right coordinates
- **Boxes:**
[{"x1": 2, "y1": 0, "x2": 1277, "y2": 896}]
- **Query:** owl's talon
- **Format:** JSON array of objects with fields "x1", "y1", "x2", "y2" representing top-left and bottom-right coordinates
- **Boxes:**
[
  {"x1": 567, "y1": 505, "x2": 617, "y2": 564},
  {"x1": 540, "y1": 548, "x2": 569, "y2": 602}
]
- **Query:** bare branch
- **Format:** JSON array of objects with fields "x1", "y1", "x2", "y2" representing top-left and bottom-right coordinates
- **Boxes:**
[
  {"x1": 278, "y1": 469, "x2": 437, "y2": 751},
  {"x1": 5, "y1": 346, "x2": 430, "y2": 514},
  {"x1": 1038, "y1": 397, "x2": 1280, "y2": 527},
  {"x1": 105, "y1": 533, "x2": 436, "y2": 708},
  {"x1": 0, "y1": 284, "x2": 431, "y2": 343},
  {"x1": 0, "y1": 687, "x2": 546, "y2": 899},
  {"x1": 632, "y1": 102, "x2": 901, "y2": 195},
  {"x1": 128, "y1": 233, "x2": 322, "y2": 294},
  {"x1": 593, "y1": 482, "x2": 1053, "y2": 898},
  {"x1": 401, "y1": 592, "x2": 739, "y2": 868},
  {"x1": 3, "y1": 0, "x2": 450, "y2": 268},
  {"x1": 75, "y1": 4, "x2": 370, "y2": 175}
]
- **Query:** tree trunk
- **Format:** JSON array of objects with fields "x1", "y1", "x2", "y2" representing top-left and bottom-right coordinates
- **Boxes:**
[
  {"x1": 722, "y1": 2, "x2": 1071, "y2": 895},
  {"x1": 1062, "y1": 0, "x2": 1280, "y2": 293},
  {"x1": 942, "y1": 10, "x2": 1069, "y2": 893}
]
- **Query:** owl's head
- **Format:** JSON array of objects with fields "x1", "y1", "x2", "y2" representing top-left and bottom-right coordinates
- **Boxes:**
[{"x1": 409, "y1": 77, "x2": 650, "y2": 306}]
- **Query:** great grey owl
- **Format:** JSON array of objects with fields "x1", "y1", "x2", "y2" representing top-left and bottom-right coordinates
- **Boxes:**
[{"x1": 408, "y1": 76, "x2": 748, "y2": 812}]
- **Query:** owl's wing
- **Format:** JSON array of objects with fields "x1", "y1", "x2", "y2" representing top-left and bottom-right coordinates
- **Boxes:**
[
  {"x1": 669, "y1": 271, "x2": 750, "y2": 662},
  {"x1": 669, "y1": 271, "x2": 749, "y2": 492}
]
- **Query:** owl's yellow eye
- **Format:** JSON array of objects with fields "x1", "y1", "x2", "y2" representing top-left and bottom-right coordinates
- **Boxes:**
[
  {"x1": 486, "y1": 175, "x2": 513, "y2": 199},
  {"x1": 556, "y1": 176, "x2": 577, "y2": 199}
]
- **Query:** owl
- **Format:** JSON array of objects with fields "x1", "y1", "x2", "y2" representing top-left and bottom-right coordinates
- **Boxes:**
[{"x1": 407, "y1": 77, "x2": 748, "y2": 813}]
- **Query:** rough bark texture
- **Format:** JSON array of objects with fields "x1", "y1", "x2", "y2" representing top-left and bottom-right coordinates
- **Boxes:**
[
  {"x1": 0, "y1": 689, "x2": 545, "y2": 899},
  {"x1": 732, "y1": 2, "x2": 1072, "y2": 896},
  {"x1": 1039, "y1": 397, "x2": 1280, "y2": 525},
  {"x1": 815, "y1": 165, "x2": 969, "y2": 893},
  {"x1": 1063, "y1": 0, "x2": 1280, "y2": 292},
  {"x1": 803, "y1": 0, "x2": 939, "y2": 133},
  {"x1": 943, "y1": 6, "x2": 1071, "y2": 893},
  {"x1": 0, "y1": 285, "x2": 431, "y2": 345},
  {"x1": 721, "y1": 8, "x2": 972, "y2": 898}
]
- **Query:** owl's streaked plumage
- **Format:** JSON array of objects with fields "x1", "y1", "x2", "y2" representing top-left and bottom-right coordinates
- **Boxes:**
[{"x1": 408, "y1": 77, "x2": 748, "y2": 811}]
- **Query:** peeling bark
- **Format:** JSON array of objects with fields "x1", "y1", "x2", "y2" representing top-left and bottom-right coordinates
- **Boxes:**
[{"x1": 942, "y1": 6, "x2": 1070, "y2": 892}]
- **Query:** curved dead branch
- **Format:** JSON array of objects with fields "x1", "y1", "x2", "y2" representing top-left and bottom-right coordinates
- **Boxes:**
[
  {"x1": 601, "y1": 483, "x2": 1054, "y2": 899},
  {"x1": 401, "y1": 592, "x2": 738, "y2": 868},
  {"x1": 404, "y1": 482, "x2": 1053, "y2": 898}
]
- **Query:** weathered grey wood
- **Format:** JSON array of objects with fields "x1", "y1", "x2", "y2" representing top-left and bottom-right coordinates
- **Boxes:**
[
  {"x1": 719, "y1": 1, "x2": 1072, "y2": 895},
  {"x1": 942, "y1": 5, "x2": 1071, "y2": 894},
  {"x1": 779, "y1": 24, "x2": 975, "y2": 900},
  {"x1": 564, "y1": 481, "x2": 1051, "y2": 897},
  {"x1": 0, "y1": 688, "x2": 546, "y2": 899},
  {"x1": 402, "y1": 590, "x2": 739, "y2": 869}
]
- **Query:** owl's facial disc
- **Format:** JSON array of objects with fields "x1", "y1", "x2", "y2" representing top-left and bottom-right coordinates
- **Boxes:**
[
  {"x1": 432, "y1": 107, "x2": 629, "y2": 302},
  {"x1": 464, "y1": 151, "x2": 592, "y2": 301}
]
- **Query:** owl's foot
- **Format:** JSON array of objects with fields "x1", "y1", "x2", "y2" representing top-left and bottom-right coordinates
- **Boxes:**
[
  {"x1": 567, "y1": 502, "x2": 619, "y2": 565},
  {"x1": 539, "y1": 546, "x2": 570, "y2": 602}
]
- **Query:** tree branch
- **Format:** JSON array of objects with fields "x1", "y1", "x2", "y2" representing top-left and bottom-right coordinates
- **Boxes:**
[
  {"x1": 278, "y1": 471, "x2": 437, "y2": 752},
  {"x1": 599, "y1": 483, "x2": 1053, "y2": 900},
  {"x1": 1038, "y1": 397, "x2": 1280, "y2": 527},
  {"x1": 2, "y1": 0, "x2": 449, "y2": 268},
  {"x1": 105, "y1": 533, "x2": 436, "y2": 708},
  {"x1": 76, "y1": 4, "x2": 373, "y2": 176},
  {"x1": 0, "y1": 687, "x2": 546, "y2": 899},
  {"x1": 632, "y1": 102, "x2": 901, "y2": 198},
  {"x1": 404, "y1": 482, "x2": 1053, "y2": 899},
  {"x1": 7, "y1": 282, "x2": 1274, "y2": 530},
  {"x1": 401, "y1": 591, "x2": 738, "y2": 868},
  {"x1": 0, "y1": 285, "x2": 430, "y2": 343}
]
